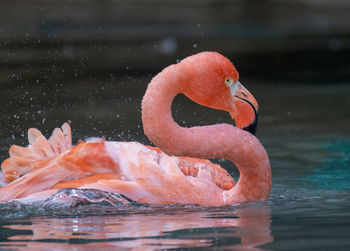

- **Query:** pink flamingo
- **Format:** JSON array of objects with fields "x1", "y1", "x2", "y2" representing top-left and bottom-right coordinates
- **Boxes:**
[{"x1": 0, "y1": 52, "x2": 271, "y2": 205}]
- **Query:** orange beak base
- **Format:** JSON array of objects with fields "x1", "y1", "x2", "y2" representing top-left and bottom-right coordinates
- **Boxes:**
[{"x1": 235, "y1": 96, "x2": 258, "y2": 135}]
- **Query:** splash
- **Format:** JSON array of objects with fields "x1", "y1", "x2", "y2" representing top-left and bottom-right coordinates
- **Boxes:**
[{"x1": 0, "y1": 189, "x2": 143, "y2": 220}]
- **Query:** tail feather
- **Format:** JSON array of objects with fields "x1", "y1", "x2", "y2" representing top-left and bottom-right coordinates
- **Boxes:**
[
  {"x1": 49, "y1": 127, "x2": 71, "y2": 153},
  {"x1": 1, "y1": 123, "x2": 72, "y2": 182},
  {"x1": 28, "y1": 128, "x2": 55, "y2": 158},
  {"x1": 61, "y1": 122, "x2": 72, "y2": 148},
  {"x1": 9, "y1": 145, "x2": 41, "y2": 162}
]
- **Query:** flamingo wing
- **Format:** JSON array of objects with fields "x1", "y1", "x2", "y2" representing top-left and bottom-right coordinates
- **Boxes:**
[{"x1": 0, "y1": 124, "x2": 235, "y2": 205}]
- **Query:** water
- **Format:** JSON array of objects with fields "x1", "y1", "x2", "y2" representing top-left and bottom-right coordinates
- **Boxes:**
[
  {"x1": 0, "y1": 77, "x2": 349, "y2": 250},
  {"x1": 0, "y1": 202, "x2": 272, "y2": 250}
]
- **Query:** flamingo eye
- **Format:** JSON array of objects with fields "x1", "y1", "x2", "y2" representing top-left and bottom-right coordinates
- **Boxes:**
[{"x1": 225, "y1": 78, "x2": 233, "y2": 86}]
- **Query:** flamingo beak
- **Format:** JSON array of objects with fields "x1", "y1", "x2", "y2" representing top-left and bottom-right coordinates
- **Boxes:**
[{"x1": 229, "y1": 81, "x2": 259, "y2": 135}]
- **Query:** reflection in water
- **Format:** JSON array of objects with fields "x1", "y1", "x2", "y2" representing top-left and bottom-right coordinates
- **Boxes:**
[{"x1": 1, "y1": 203, "x2": 272, "y2": 250}]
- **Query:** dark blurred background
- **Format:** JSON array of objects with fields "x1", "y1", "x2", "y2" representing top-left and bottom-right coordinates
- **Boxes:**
[
  {"x1": 0, "y1": 0, "x2": 350, "y2": 161},
  {"x1": 1, "y1": 0, "x2": 349, "y2": 82}
]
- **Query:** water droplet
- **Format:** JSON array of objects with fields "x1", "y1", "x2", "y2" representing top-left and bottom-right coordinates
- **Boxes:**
[{"x1": 160, "y1": 37, "x2": 177, "y2": 54}]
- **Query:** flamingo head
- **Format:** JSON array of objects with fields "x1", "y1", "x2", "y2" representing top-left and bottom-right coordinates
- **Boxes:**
[{"x1": 182, "y1": 52, "x2": 259, "y2": 135}]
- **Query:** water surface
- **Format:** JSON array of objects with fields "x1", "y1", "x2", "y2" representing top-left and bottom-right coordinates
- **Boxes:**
[{"x1": 0, "y1": 79, "x2": 349, "y2": 250}]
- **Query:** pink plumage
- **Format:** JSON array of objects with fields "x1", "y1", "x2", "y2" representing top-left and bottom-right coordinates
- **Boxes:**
[{"x1": 0, "y1": 52, "x2": 271, "y2": 205}]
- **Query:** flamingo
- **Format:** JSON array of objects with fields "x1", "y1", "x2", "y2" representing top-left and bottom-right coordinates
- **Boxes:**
[{"x1": 0, "y1": 52, "x2": 271, "y2": 206}]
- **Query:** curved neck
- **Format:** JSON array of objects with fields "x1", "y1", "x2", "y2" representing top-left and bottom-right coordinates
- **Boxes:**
[{"x1": 141, "y1": 65, "x2": 271, "y2": 204}]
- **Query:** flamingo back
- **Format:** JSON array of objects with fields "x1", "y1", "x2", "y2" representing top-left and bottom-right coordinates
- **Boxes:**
[{"x1": 0, "y1": 124, "x2": 235, "y2": 205}]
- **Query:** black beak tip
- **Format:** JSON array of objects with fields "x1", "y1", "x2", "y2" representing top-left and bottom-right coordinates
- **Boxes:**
[{"x1": 242, "y1": 114, "x2": 258, "y2": 136}]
